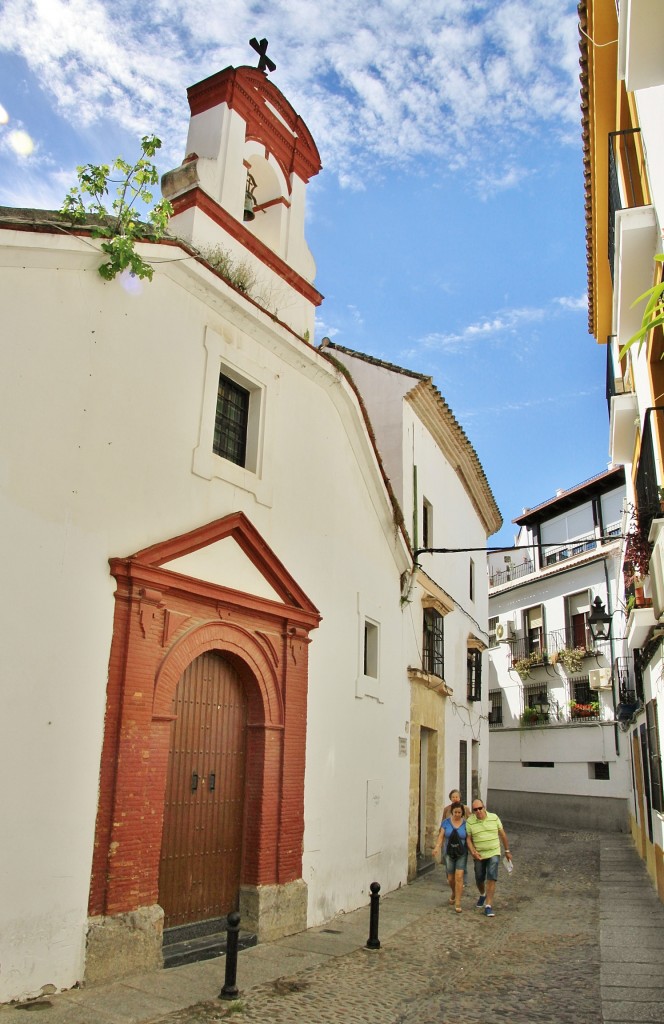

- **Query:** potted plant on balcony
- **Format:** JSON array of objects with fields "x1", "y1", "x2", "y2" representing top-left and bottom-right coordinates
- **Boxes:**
[
  {"x1": 552, "y1": 646, "x2": 587, "y2": 674},
  {"x1": 512, "y1": 651, "x2": 547, "y2": 679},
  {"x1": 624, "y1": 505, "x2": 654, "y2": 607},
  {"x1": 569, "y1": 700, "x2": 600, "y2": 719},
  {"x1": 520, "y1": 706, "x2": 544, "y2": 726}
]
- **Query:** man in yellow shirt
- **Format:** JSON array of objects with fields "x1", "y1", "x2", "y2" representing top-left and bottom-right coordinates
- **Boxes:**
[{"x1": 465, "y1": 800, "x2": 512, "y2": 918}]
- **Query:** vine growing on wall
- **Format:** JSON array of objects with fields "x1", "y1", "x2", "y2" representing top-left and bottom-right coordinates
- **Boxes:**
[{"x1": 60, "y1": 135, "x2": 173, "y2": 282}]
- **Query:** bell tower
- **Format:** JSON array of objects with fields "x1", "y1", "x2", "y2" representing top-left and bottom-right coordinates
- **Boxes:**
[{"x1": 162, "y1": 57, "x2": 323, "y2": 338}]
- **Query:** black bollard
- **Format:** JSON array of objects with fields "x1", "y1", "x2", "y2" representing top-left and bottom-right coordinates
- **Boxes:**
[
  {"x1": 366, "y1": 881, "x2": 381, "y2": 949},
  {"x1": 219, "y1": 911, "x2": 241, "y2": 1000}
]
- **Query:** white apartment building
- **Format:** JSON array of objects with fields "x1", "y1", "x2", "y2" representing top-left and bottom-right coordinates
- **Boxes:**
[{"x1": 488, "y1": 467, "x2": 630, "y2": 830}]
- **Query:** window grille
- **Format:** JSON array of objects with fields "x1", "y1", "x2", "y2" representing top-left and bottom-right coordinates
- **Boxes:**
[
  {"x1": 488, "y1": 690, "x2": 503, "y2": 727},
  {"x1": 523, "y1": 682, "x2": 546, "y2": 710},
  {"x1": 213, "y1": 373, "x2": 249, "y2": 466},
  {"x1": 423, "y1": 608, "x2": 444, "y2": 678},
  {"x1": 572, "y1": 677, "x2": 592, "y2": 704},
  {"x1": 467, "y1": 648, "x2": 482, "y2": 701}
]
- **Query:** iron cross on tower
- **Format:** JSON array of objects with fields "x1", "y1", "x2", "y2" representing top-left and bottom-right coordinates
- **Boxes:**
[{"x1": 249, "y1": 37, "x2": 276, "y2": 74}]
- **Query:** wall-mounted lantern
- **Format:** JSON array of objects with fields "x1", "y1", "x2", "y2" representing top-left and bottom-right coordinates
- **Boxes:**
[{"x1": 588, "y1": 596, "x2": 612, "y2": 642}]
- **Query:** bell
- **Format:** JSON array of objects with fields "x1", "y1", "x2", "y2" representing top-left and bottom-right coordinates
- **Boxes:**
[{"x1": 243, "y1": 172, "x2": 257, "y2": 222}]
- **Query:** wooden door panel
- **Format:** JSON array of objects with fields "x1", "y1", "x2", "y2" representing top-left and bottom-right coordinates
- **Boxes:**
[{"x1": 159, "y1": 652, "x2": 247, "y2": 928}]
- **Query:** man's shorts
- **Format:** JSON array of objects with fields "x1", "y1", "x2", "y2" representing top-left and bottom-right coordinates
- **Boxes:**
[{"x1": 473, "y1": 854, "x2": 500, "y2": 884}]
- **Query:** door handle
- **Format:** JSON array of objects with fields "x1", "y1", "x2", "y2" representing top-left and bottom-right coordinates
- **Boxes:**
[
  {"x1": 209, "y1": 772, "x2": 216, "y2": 792},
  {"x1": 191, "y1": 771, "x2": 199, "y2": 792}
]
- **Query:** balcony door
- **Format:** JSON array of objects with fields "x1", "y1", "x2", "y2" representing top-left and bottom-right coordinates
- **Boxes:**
[
  {"x1": 524, "y1": 605, "x2": 544, "y2": 657},
  {"x1": 566, "y1": 590, "x2": 590, "y2": 649}
]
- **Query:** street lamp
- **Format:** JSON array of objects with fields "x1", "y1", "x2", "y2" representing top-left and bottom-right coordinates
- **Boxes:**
[{"x1": 588, "y1": 596, "x2": 612, "y2": 642}]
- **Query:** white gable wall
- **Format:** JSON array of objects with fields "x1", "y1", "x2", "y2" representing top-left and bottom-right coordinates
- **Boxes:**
[{"x1": 0, "y1": 232, "x2": 410, "y2": 1000}]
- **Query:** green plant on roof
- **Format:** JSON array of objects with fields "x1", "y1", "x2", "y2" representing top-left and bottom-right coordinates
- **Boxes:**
[{"x1": 60, "y1": 134, "x2": 173, "y2": 282}]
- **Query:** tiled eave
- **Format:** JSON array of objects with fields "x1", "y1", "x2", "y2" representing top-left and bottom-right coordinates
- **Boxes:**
[
  {"x1": 406, "y1": 381, "x2": 502, "y2": 537},
  {"x1": 578, "y1": 0, "x2": 594, "y2": 335},
  {"x1": 514, "y1": 465, "x2": 625, "y2": 525},
  {"x1": 320, "y1": 340, "x2": 502, "y2": 539}
]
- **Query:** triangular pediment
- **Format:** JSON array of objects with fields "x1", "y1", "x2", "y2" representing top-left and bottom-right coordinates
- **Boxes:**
[{"x1": 131, "y1": 511, "x2": 318, "y2": 615}]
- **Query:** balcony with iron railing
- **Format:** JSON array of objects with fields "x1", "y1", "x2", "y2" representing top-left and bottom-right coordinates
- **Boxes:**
[
  {"x1": 489, "y1": 522, "x2": 621, "y2": 591},
  {"x1": 615, "y1": 654, "x2": 641, "y2": 705},
  {"x1": 487, "y1": 652, "x2": 643, "y2": 730},
  {"x1": 542, "y1": 532, "x2": 598, "y2": 567},
  {"x1": 508, "y1": 630, "x2": 611, "y2": 676},
  {"x1": 634, "y1": 408, "x2": 664, "y2": 538},
  {"x1": 608, "y1": 127, "x2": 658, "y2": 348},
  {"x1": 608, "y1": 128, "x2": 644, "y2": 278},
  {"x1": 489, "y1": 558, "x2": 535, "y2": 588}
]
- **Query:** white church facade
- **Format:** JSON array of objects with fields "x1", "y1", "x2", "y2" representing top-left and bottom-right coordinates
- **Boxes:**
[{"x1": 0, "y1": 62, "x2": 498, "y2": 1002}]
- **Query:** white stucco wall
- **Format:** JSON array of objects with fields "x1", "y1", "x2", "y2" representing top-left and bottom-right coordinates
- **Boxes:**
[
  {"x1": 402, "y1": 402, "x2": 491, "y2": 803},
  {"x1": 328, "y1": 348, "x2": 495, "y2": 816},
  {"x1": 636, "y1": 85, "x2": 664, "y2": 229},
  {"x1": 0, "y1": 230, "x2": 410, "y2": 1000}
]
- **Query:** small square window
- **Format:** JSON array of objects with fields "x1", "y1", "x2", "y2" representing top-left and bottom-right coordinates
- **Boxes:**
[
  {"x1": 193, "y1": 328, "x2": 274, "y2": 504},
  {"x1": 591, "y1": 761, "x2": 610, "y2": 780}
]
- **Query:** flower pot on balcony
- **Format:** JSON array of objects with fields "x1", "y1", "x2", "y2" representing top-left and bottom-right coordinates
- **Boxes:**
[
  {"x1": 569, "y1": 702, "x2": 599, "y2": 720},
  {"x1": 635, "y1": 585, "x2": 645, "y2": 608}
]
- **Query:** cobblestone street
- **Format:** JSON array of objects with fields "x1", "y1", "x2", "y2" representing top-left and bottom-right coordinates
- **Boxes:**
[
  {"x1": 5, "y1": 823, "x2": 662, "y2": 1024},
  {"x1": 152, "y1": 823, "x2": 602, "y2": 1024}
]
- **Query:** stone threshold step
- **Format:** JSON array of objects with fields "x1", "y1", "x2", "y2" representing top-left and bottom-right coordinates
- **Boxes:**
[{"x1": 163, "y1": 917, "x2": 257, "y2": 969}]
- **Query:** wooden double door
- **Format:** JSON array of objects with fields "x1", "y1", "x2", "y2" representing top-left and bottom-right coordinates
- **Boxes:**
[{"x1": 158, "y1": 652, "x2": 248, "y2": 928}]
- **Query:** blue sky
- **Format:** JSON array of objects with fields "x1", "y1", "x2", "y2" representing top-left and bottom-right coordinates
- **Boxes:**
[{"x1": 0, "y1": 0, "x2": 608, "y2": 545}]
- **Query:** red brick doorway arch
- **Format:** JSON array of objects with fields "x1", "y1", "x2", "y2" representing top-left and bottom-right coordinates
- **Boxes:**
[{"x1": 87, "y1": 513, "x2": 320, "y2": 978}]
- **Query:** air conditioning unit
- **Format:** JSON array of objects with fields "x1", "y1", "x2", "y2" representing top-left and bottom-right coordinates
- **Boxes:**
[
  {"x1": 589, "y1": 667, "x2": 612, "y2": 690},
  {"x1": 495, "y1": 621, "x2": 515, "y2": 641}
]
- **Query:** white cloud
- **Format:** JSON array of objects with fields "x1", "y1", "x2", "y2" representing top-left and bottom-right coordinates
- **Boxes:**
[
  {"x1": 0, "y1": 0, "x2": 581, "y2": 190},
  {"x1": 420, "y1": 305, "x2": 547, "y2": 352},
  {"x1": 419, "y1": 291, "x2": 589, "y2": 353},
  {"x1": 555, "y1": 293, "x2": 588, "y2": 311}
]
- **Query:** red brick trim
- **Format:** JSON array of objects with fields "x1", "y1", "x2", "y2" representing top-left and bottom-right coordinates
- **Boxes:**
[
  {"x1": 152, "y1": 620, "x2": 284, "y2": 725},
  {"x1": 89, "y1": 513, "x2": 319, "y2": 917},
  {"x1": 187, "y1": 66, "x2": 322, "y2": 185},
  {"x1": 171, "y1": 188, "x2": 323, "y2": 306}
]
